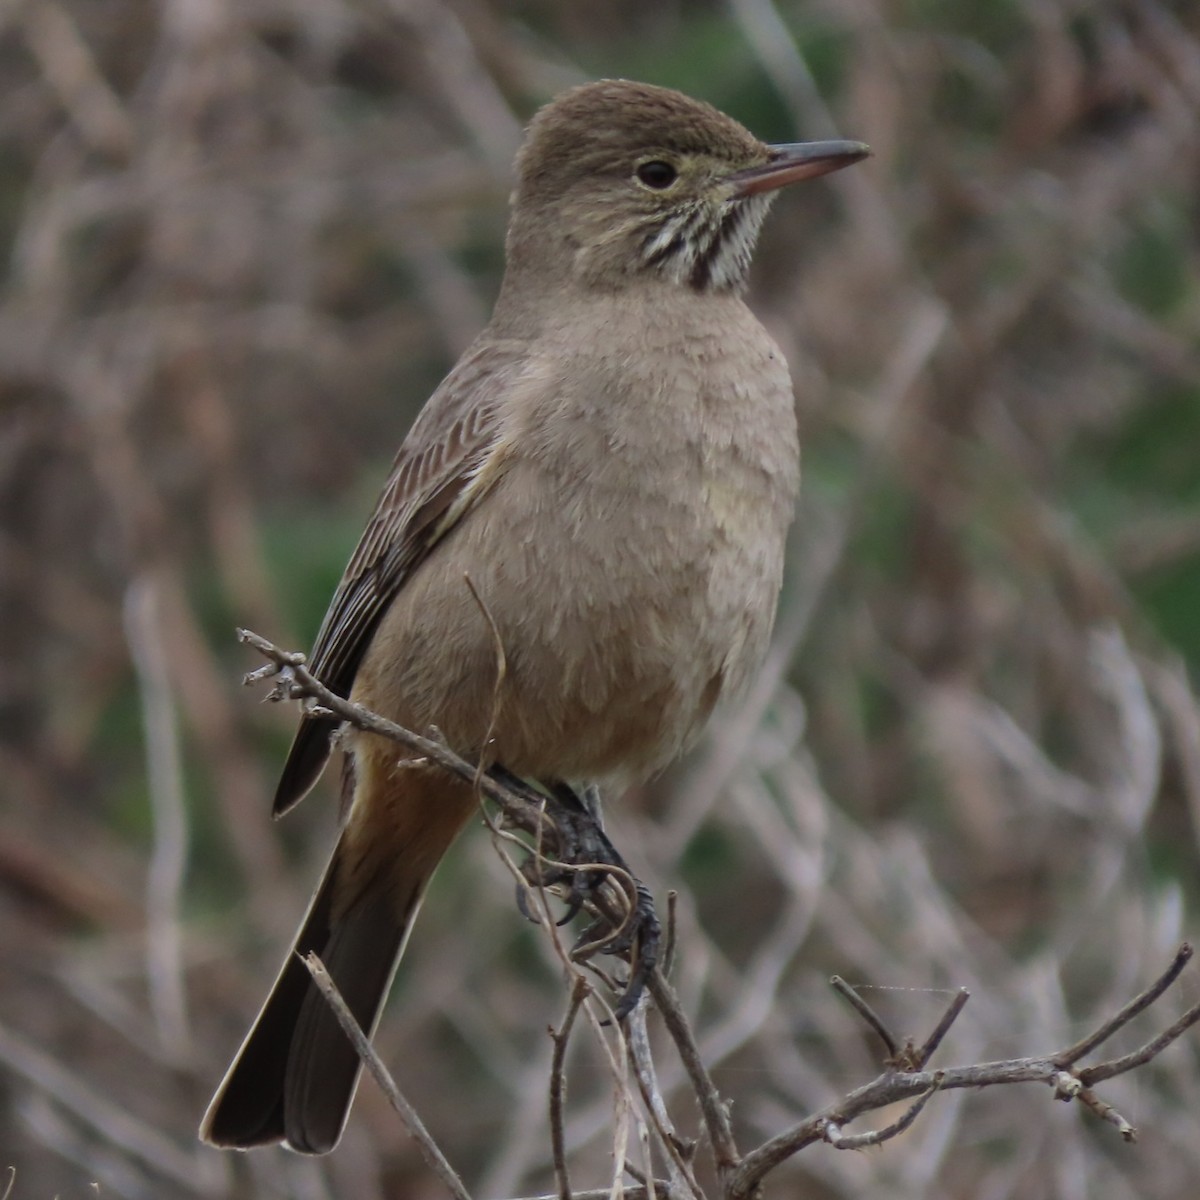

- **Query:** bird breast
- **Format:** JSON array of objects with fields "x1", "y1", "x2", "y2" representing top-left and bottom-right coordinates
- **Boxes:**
[{"x1": 355, "y1": 291, "x2": 799, "y2": 789}]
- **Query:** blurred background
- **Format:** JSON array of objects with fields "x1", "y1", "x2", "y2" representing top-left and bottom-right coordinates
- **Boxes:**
[{"x1": 2, "y1": 0, "x2": 1199, "y2": 1197}]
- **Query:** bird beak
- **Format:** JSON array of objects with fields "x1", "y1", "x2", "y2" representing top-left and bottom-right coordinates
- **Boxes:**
[{"x1": 729, "y1": 139, "x2": 871, "y2": 198}]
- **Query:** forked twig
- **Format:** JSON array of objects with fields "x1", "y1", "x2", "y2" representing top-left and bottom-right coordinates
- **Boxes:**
[
  {"x1": 1055, "y1": 942, "x2": 1193, "y2": 1067},
  {"x1": 726, "y1": 950, "x2": 1199, "y2": 1198},
  {"x1": 822, "y1": 1073, "x2": 943, "y2": 1149},
  {"x1": 241, "y1": 632, "x2": 1199, "y2": 1200}
]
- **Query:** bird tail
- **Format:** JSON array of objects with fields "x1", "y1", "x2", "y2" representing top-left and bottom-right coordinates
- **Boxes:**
[
  {"x1": 198, "y1": 824, "x2": 416, "y2": 1153},
  {"x1": 200, "y1": 758, "x2": 476, "y2": 1155}
]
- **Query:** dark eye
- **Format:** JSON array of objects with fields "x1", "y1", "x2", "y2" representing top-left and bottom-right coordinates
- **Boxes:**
[{"x1": 636, "y1": 160, "x2": 678, "y2": 189}]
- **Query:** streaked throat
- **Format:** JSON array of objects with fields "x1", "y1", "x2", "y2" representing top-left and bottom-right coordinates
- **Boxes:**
[{"x1": 640, "y1": 193, "x2": 775, "y2": 293}]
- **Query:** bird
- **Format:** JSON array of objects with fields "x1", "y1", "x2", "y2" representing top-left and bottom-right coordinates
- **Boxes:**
[{"x1": 200, "y1": 78, "x2": 868, "y2": 1155}]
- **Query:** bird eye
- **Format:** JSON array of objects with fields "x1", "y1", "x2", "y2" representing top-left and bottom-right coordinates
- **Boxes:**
[{"x1": 635, "y1": 160, "x2": 678, "y2": 190}]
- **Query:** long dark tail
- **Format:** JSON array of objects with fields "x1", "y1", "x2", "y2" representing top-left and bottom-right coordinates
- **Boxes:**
[{"x1": 199, "y1": 831, "x2": 418, "y2": 1154}]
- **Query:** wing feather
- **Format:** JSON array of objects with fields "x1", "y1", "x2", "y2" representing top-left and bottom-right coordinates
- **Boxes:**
[{"x1": 273, "y1": 338, "x2": 524, "y2": 815}]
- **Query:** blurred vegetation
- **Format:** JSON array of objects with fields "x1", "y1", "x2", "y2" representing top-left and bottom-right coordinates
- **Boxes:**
[{"x1": 1, "y1": 1, "x2": 1199, "y2": 1198}]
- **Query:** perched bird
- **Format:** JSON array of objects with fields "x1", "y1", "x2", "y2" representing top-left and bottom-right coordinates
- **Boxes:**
[{"x1": 201, "y1": 78, "x2": 867, "y2": 1154}]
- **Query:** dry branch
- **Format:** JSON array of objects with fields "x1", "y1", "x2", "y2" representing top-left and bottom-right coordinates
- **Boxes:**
[
  {"x1": 727, "y1": 957, "x2": 1200, "y2": 1198},
  {"x1": 241, "y1": 630, "x2": 1200, "y2": 1200},
  {"x1": 302, "y1": 953, "x2": 471, "y2": 1200},
  {"x1": 7, "y1": 4, "x2": 1200, "y2": 1198}
]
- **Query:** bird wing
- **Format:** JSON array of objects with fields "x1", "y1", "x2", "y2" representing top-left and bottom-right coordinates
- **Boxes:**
[{"x1": 273, "y1": 337, "x2": 524, "y2": 815}]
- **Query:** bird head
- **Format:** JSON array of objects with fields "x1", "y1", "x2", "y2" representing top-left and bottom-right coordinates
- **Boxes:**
[{"x1": 505, "y1": 79, "x2": 869, "y2": 294}]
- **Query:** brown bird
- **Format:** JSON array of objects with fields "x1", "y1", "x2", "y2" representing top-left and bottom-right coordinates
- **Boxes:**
[{"x1": 201, "y1": 79, "x2": 867, "y2": 1154}]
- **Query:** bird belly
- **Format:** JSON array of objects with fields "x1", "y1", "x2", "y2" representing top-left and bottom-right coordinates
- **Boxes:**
[{"x1": 352, "y1": 319, "x2": 798, "y2": 791}]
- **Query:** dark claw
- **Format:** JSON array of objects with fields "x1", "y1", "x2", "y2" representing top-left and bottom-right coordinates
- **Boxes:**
[
  {"x1": 555, "y1": 882, "x2": 588, "y2": 925},
  {"x1": 614, "y1": 880, "x2": 660, "y2": 1019},
  {"x1": 514, "y1": 880, "x2": 541, "y2": 925},
  {"x1": 490, "y1": 767, "x2": 662, "y2": 1018},
  {"x1": 503, "y1": 774, "x2": 662, "y2": 1020}
]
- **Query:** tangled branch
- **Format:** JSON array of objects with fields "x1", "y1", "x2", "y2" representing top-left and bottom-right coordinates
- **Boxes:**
[{"x1": 240, "y1": 629, "x2": 1200, "y2": 1199}]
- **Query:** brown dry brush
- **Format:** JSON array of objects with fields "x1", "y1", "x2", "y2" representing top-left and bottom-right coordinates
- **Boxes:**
[
  {"x1": 1, "y1": 1, "x2": 1199, "y2": 1199},
  {"x1": 243, "y1": 631, "x2": 1200, "y2": 1200}
]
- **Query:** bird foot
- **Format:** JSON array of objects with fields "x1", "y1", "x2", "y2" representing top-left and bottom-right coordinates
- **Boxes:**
[{"x1": 496, "y1": 771, "x2": 659, "y2": 1020}]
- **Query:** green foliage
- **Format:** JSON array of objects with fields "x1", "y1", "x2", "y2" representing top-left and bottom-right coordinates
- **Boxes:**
[
  {"x1": 1070, "y1": 385, "x2": 1200, "y2": 664},
  {"x1": 260, "y1": 502, "x2": 369, "y2": 640},
  {"x1": 1113, "y1": 205, "x2": 1195, "y2": 319},
  {"x1": 1103, "y1": 384, "x2": 1200, "y2": 504}
]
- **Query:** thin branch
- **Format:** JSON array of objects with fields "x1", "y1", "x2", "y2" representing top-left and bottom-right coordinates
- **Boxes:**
[
  {"x1": 822, "y1": 1073, "x2": 943, "y2": 1149},
  {"x1": 627, "y1": 999, "x2": 703, "y2": 1200},
  {"x1": 576, "y1": 993, "x2": 636, "y2": 1199},
  {"x1": 1046, "y1": 1070, "x2": 1137, "y2": 1139},
  {"x1": 512, "y1": 1190, "x2": 666, "y2": 1200},
  {"x1": 830, "y1": 975, "x2": 899, "y2": 1060},
  {"x1": 302, "y1": 954, "x2": 472, "y2": 1200},
  {"x1": 661, "y1": 891, "x2": 678, "y2": 979},
  {"x1": 727, "y1": 943, "x2": 1197, "y2": 1198},
  {"x1": 549, "y1": 977, "x2": 590, "y2": 1200},
  {"x1": 238, "y1": 628, "x2": 514, "y2": 807},
  {"x1": 730, "y1": 1060, "x2": 1057, "y2": 1197},
  {"x1": 124, "y1": 573, "x2": 191, "y2": 1058},
  {"x1": 1078, "y1": 996, "x2": 1200, "y2": 1087},
  {"x1": 1055, "y1": 941, "x2": 1192, "y2": 1066},
  {"x1": 645, "y1": 967, "x2": 740, "y2": 1173},
  {"x1": 915, "y1": 988, "x2": 971, "y2": 1069}
]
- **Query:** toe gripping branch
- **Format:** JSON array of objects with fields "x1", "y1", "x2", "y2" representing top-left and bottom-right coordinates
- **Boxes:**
[
  {"x1": 236, "y1": 627, "x2": 663, "y2": 1021},
  {"x1": 492, "y1": 769, "x2": 661, "y2": 1021}
]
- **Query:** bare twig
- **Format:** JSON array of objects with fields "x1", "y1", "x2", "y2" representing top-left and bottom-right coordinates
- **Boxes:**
[
  {"x1": 822, "y1": 1073, "x2": 943, "y2": 1149},
  {"x1": 830, "y1": 975, "x2": 899, "y2": 1060},
  {"x1": 512, "y1": 1190, "x2": 666, "y2": 1200},
  {"x1": 238, "y1": 628, "x2": 563, "y2": 846},
  {"x1": 914, "y1": 988, "x2": 971, "y2": 1070},
  {"x1": 726, "y1": 944, "x2": 1197, "y2": 1198},
  {"x1": 661, "y1": 892, "x2": 678, "y2": 979},
  {"x1": 1078, "y1": 996, "x2": 1200, "y2": 1088},
  {"x1": 242, "y1": 631, "x2": 1198, "y2": 1200},
  {"x1": 301, "y1": 953, "x2": 472, "y2": 1200},
  {"x1": 549, "y1": 977, "x2": 590, "y2": 1200},
  {"x1": 1055, "y1": 942, "x2": 1192, "y2": 1066},
  {"x1": 645, "y1": 967, "x2": 739, "y2": 1174},
  {"x1": 830, "y1": 977, "x2": 970, "y2": 1071},
  {"x1": 626, "y1": 999, "x2": 703, "y2": 1200}
]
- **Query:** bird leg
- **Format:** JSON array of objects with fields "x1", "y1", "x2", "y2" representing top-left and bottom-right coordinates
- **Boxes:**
[{"x1": 491, "y1": 768, "x2": 660, "y2": 1019}]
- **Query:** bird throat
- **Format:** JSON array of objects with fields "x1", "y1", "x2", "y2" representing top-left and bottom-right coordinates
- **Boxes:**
[{"x1": 640, "y1": 192, "x2": 775, "y2": 292}]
